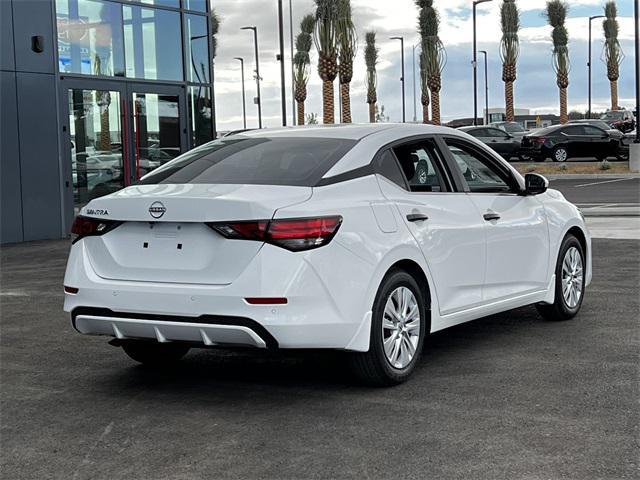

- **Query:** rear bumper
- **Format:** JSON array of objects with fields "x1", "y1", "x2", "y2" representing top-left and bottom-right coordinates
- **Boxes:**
[
  {"x1": 63, "y1": 239, "x2": 375, "y2": 351},
  {"x1": 72, "y1": 307, "x2": 278, "y2": 349}
]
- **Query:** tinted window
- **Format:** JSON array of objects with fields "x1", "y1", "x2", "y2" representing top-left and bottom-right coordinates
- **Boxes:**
[
  {"x1": 503, "y1": 123, "x2": 525, "y2": 133},
  {"x1": 562, "y1": 126, "x2": 585, "y2": 135},
  {"x1": 376, "y1": 150, "x2": 406, "y2": 189},
  {"x1": 583, "y1": 126, "x2": 605, "y2": 136},
  {"x1": 444, "y1": 140, "x2": 514, "y2": 193},
  {"x1": 486, "y1": 128, "x2": 507, "y2": 137},
  {"x1": 392, "y1": 141, "x2": 447, "y2": 192},
  {"x1": 139, "y1": 137, "x2": 356, "y2": 186}
]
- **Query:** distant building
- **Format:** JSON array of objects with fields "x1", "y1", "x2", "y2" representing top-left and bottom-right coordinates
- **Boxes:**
[{"x1": 447, "y1": 108, "x2": 560, "y2": 129}]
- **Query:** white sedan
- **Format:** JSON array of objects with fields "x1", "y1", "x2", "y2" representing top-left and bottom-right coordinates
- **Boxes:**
[{"x1": 63, "y1": 124, "x2": 591, "y2": 386}]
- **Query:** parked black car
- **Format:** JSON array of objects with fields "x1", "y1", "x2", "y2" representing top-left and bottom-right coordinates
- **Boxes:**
[
  {"x1": 458, "y1": 126, "x2": 523, "y2": 161},
  {"x1": 489, "y1": 121, "x2": 529, "y2": 140},
  {"x1": 521, "y1": 124, "x2": 628, "y2": 162},
  {"x1": 600, "y1": 110, "x2": 636, "y2": 133}
]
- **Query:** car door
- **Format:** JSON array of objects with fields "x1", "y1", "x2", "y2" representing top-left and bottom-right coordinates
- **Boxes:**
[
  {"x1": 374, "y1": 139, "x2": 487, "y2": 316},
  {"x1": 561, "y1": 125, "x2": 588, "y2": 157},
  {"x1": 486, "y1": 127, "x2": 515, "y2": 158},
  {"x1": 582, "y1": 125, "x2": 613, "y2": 158},
  {"x1": 440, "y1": 137, "x2": 550, "y2": 303}
]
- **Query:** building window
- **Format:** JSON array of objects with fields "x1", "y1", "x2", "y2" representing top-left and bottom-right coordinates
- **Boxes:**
[
  {"x1": 123, "y1": 5, "x2": 183, "y2": 81},
  {"x1": 184, "y1": 14, "x2": 210, "y2": 84},
  {"x1": 56, "y1": 0, "x2": 125, "y2": 76},
  {"x1": 188, "y1": 86, "x2": 213, "y2": 146},
  {"x1": 138, "y1": 0, "x2": 180, "y2": 8},
  {"x1": 184, "y1": 0, "x2": 207, "y2": 12}
]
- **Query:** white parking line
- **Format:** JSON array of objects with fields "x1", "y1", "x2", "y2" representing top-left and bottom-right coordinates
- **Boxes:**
[{"x1": 574, "y1": 178, "x2": 635, "y2": 188}]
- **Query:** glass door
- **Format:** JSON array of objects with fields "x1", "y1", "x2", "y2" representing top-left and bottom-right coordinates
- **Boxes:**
[
  {"x1": 65, "y1": 83, "x2": 128, "y2": 214},
  {"x1": 127, "y1": 84, "x2": 188, "y2": 182}
]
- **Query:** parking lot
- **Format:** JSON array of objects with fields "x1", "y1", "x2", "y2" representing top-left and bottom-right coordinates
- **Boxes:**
[{"x1": 1, "y1": 180, "x2": 639, "y2": 479}]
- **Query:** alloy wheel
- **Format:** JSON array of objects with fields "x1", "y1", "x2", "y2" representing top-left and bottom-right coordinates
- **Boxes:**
[
  {"x1": 554, "y1": 148, "x2": 568, "y2": 162},
  {"x1": 382, "y1": 287, "x2": 421, "y2": 369},
  {"x1": 561, "y1": 246, "x2": 583, "y2": 309}
]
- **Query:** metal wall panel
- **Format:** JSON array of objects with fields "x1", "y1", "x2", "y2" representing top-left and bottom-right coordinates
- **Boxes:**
[
  {"x1": 12, "y1": 0, "x2": 54, "y2": 74},
  {"x1": 1, "y1": 71, "x2": 24, "y2": 243},
  {"x1": 1, "y1": 0, "x2": 15, "y2": 71},
  {"x1": 16, "y1": 72, "x2": 62, "y2": 241}
]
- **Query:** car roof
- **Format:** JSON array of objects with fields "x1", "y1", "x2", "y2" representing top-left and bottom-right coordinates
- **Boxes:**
[{"x1": 231, "y1": 123, "x2": 456, "y2": 141}]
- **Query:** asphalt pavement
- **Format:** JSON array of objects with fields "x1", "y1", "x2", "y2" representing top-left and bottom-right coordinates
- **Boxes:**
[{"x1": 1, "y1": 237, "x2": 638, "y2": 479}]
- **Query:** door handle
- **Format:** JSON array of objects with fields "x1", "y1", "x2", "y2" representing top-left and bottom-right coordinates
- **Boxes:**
[
  {"x1": 483, "y1": 212, "x2": 501, "y2": 221},
  {"x1": 406, "y1": 213, "x2": 429, "y2": 222}
]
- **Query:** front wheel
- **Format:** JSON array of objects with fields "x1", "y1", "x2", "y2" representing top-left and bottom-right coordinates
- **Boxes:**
[
  {"x1": 552, "y1": 146, "x2": 569, "y2": 162},
  {"x1": 536, "y1": 234, "x2": 585, "y2": 321},
  {"x1": 349, "y1": 270, "x2": 427, "y2": 386},
  {"x1": 122, "y1": 341, "x2": 190, "y2": 366}
]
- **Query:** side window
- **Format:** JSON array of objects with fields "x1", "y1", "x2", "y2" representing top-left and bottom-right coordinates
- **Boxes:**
[
  {"x1": 469, "y1": 128, "x2": 486, "y2": 137},
  {"x1": 488, "y1": 128, "x2": 507, "y2": 137},
  {"x1": 583, "y1": 126, "x2": 603, "y2": 136},
  {"x1": 563, "y1": 125, "x2": 584, "y2": 136},
  {"x1": 375, "y1": 149, "x2": 407, "y2": 189},
  {"x1": 443, "y1": 140, "x2": 515, "y2": 193},
  {"x1": 392, "y1": 141, "x2": 447, "y2": 193}
]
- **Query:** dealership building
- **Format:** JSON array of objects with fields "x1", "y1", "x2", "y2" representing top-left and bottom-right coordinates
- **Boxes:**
[{"x1": 1, "y1": 0, "x2": 216, "y2": 244}]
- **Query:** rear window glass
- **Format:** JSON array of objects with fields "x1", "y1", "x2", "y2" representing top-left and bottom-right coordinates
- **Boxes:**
[{"x1": 138, "y1": 136, "x2": 357, "y2": 187}]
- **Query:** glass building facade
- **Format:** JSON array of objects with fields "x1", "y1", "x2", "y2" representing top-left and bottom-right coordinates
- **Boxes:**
[{"x1": 0, "y1": 0, "x2": 216, "y2": 243}]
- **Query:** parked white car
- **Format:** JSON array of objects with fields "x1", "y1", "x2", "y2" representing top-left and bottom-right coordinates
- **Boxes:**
[{"x1": 63, "y1": 124, "x2": 591, "y2": 385}]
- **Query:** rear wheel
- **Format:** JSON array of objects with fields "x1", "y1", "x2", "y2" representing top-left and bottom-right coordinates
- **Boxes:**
[
  {"x1": 350, "y1": 270, "x2": 427, "y2": 386},
  {"x1": 552, "y1": 146, "x2": 569, "y2": 162},
  {"x1": 536, "y1": 234, "x2": 585, "y2": 321},
  {"x1": 122, "y1": 341, "x2": 190, "y2": 366}
]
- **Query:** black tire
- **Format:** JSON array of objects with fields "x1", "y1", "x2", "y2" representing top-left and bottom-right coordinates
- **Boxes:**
[
  {"x1": 552, "y1": 146, "x2": 569, "y2": 162},
  {"x1": 349, "y1": 269, "x2": 427, "y2": 386},
  {"x1": 536, "y1": 234, "x2": 585, "y2": 321},
  {"x1": 518, "y1": 152, "x2": 532, "y2": 162},
  {"x1": 122, "y1": 341, "x2": 190, "y2": 366}
]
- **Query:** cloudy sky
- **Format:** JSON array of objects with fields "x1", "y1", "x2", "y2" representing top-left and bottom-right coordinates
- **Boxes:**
[{"x1": 211, "y1": 0, "x2": 637, "y2": 130}]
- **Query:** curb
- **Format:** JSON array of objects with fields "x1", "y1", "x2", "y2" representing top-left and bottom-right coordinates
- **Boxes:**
[{"x1": 546, "y1": 174, "x2": 640, "y2": 180}]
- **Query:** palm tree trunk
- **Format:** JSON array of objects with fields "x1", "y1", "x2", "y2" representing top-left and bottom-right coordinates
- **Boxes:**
[
  {"x1": 505, "y1": 81, "x2": 515, "y2": 122},
  {"x1": 610, "y1": 80, "x2": 618, "y2": 110},
  {"x1": 322, "y1": 80, "x2": 335, "y2": 124},
  {"x1": 368, "y1": 102, "x2": 375, "y2": 123},
  {"x1": 340, "y1": 83, "x2": 352, "y2": 123},
  {"x1": 421, "y1": 92, "x2": 430, "y2": 124},
  {"x1": 559, "y1": 87, "x2": 568, "y2": 124},
  {"x1": 297, "y1": 101, "x2": 305, "y2": 125},
  {"x1": 99, "y1": 109, "x2": 111, "y2": 151},
  {"x1": 430, "y1": 90, "x2": 441, "y2": 125}
]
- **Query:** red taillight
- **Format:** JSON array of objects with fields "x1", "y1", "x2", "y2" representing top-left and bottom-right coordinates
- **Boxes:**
[
  {"x1": 64, "y1": 286, "x2": 79, "y2": 294},
  {"x1": 70, "y1": 216, "x2": 121, "y2": 243},
  {"x1": 530, "y1": 136, "x2": 546, "y2": 145},
  {"x1": 208, "y1": 216, "x2": 342, "y2": 252},
  {"x1": 245, "y1": 297, "x2": 288, "y2": 305}
]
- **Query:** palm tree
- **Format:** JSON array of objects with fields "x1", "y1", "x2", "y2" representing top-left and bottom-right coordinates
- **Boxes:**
[
  {"x1": 336, "y1": 0, "x2": 357, "y2": 123},
  {"x1": 419, "y1": 52, "x2": 430, "y2": 123},
  {"x1": 416, "y1": 0, "x2": 446, "y2": 125},
  {"x1": 313, "y1": 0, "x2": 339, "y2": 124},
  {"x1": 364, "y1": 31, "x2": 378, "y2": 123},
  {"x1": 293, "y1": 14, "x2": 315, "y2": 126},
  {"x1": 545, "y1": 0, "x2": 570, "y2": 124},
  {"x1": 602, "y1": 1, "x2": 623, "y2": 111},
  {"x1": 500, "y1": 0, "x2": 520, "y2": 122}
]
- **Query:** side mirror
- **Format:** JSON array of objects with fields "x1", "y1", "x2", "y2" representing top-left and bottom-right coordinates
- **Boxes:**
[{"x1": 525, "y1": 173, "x2": 549, "y2": 195}]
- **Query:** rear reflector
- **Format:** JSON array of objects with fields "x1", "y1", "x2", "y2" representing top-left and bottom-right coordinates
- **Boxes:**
[
  {"x1": 245, "y1": 297, "x2": 288, "y2": 305},
  {"x1": 71, "y1": 216, "x2": 122, "y2": 244},
  {"x1": 208, "y1": 216, "x2": 342, "y2": 252},
  {"x1": 64, "y1": 286, "x2": 79, "y2": 294}
]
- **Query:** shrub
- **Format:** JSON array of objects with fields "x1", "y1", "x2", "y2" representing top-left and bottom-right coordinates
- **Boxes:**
[
  {"x1": 526, "y1": 165, "x2": 537, "y2": 172},
  {"x1": 599, "y1": 160, "x2": 611, "y2": 170}
]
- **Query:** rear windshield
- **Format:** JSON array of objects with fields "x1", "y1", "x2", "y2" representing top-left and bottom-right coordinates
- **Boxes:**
[
  {"x1": 138, "y1": 136, "x2": 357, "y2": 187},
  {"x1": 502, "y1": 123, "x2": 525, "y2": 133}
]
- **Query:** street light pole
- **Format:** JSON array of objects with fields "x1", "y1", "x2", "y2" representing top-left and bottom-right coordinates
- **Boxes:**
[
  {"x1": 412, "y1": 44, "x2": 417, "y2": 122},
  {"x1": 588, "y1": 15, "x2": 605, "y2": 119},
  {"x1": 289, "y1": 0, "x2": 296, "y2": 125},
  {"x1": 390, "y1": 36, "x2": 405, "y2": 122},
  {"x1": 233, "y1": 57, "x2": 247, "y2": 129},
  {"x1": 277, "y1": 0, "x2": 287, "y2": 126},
  {"x1": 241, "y1": 26, "x2": 262, "y2": 128},
  {"x1": 473, "y1": 0, "x2": 492, "y2": 126},
  {"x1": 634, "y1": 0, "x2": 639, "y2": 144},
  {"x1": 479, "y1": 50, "x2": 488, "y2": 125}
]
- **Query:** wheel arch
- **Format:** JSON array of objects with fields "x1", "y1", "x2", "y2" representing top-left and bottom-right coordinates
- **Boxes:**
[
  {"x1": 383, "y1": 258, "x2": 433, "y2": 332},
  {"x1": 566, "y1": 225, "x2": 587, "y2": 259}
]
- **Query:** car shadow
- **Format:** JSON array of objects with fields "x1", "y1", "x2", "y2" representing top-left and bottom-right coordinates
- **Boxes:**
[{"x1": 94, "y1": 304, "x2": 552, "y2": 400}]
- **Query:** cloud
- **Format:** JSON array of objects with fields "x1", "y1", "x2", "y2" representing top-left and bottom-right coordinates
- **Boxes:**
[{"x1": 211, "y1": 0, "x2": 637, "y2": 131}]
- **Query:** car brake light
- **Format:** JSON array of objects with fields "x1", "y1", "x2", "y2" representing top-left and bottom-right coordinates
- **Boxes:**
[
  {"x1": 208, "y1": 216, "x2": 342, "y2": 252},
  {"x1": 530, "y1": 136, "x2": 546, "y2": 144},
  {"x1": 70, "y1": 216, "x2": 122, "y2": 244}
]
